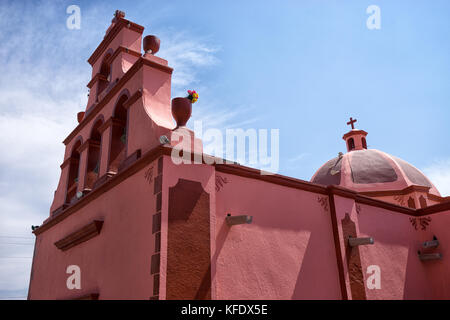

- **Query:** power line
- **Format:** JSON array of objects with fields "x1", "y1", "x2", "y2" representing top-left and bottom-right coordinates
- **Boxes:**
[
  {"x1": 0, "y1": 257, "x2": 32, "y2": 259},
  {"x1": 0, "y1": 236, "x2": 34, "y2": 239},
  {"x1": 0, "y1": 243, "x2": 34, "y2": 245}
]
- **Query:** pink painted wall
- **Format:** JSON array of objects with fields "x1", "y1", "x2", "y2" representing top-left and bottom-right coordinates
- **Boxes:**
[
  {"x1": 159, "y1": 156, "x2": 217, "y2": 300},
  {"x1": 30, "y1": 162, "x2": 158, "y2": 299},
  {"x1": 159, "y1": 157, "x2": 342, "y2": 300},
  {"x1": 126, "y1": 63, "x2": 174, "y2": 158},
  {"x1": 36, "y1": 153, "x2": 450, "y2": 300},
  {"x1": 87, "y1": 26, "x2": 142, "y2": 109},
  {"x1": 417, "y1": 209, "x2": 450, "y2": 299},
  {"x1": 332, "y1": 195, "x2": 449, "y2": 299},
  {"x1": 50, "y1": 58, "x2": 172, "y2": 215},
  {"x1": 90, "y1": 25, "x2": 142, "y2": 78},
  {"x1": 213, "y1": 173, "x2": 342, "y2": 299}
]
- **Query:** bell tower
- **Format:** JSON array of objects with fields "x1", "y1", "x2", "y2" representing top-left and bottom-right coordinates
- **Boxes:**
[
  {"x1": 49, "y1": 10, "x2": 175, "y2": 217},
  {"x1": 85, "y1": 10, "x2": 143, "y2": 112},
  {"x1": 30, "y1": 11, "x2": 208, "y2": 300}
]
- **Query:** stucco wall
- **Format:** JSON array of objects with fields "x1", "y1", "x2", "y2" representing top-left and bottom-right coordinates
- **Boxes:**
[
  {"x1": 417, "y1": 209, "x2": 450, "y2": 299},
  {"x1": 159, "y1": 156, "x2": 216, "y2": 300},
  {"x1": 29, "y1": 161, "x2": 158, "y2": 299},
  {"x1": 332, "y1": 195, "x2": 448, "y2": 299},
  {"x1": 214, "y1": 172, "x2": 342, "y2": 299}
]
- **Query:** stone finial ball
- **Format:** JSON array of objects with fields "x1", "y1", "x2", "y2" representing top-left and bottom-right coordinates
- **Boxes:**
[
  {"x1": 143, "y1": 35, "x2": 160, "y2": 54},
  {"x1": 77, "y1": 111, "x2": 85, "y2": 123},
  {"x1": 115, "y1": 10, "x2": 125, "y2": 19}
]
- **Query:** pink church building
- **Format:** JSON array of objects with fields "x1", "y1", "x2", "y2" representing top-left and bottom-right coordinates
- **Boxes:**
[{"x1": 28, "y1": 11, "x2": 450, "y2": 300}]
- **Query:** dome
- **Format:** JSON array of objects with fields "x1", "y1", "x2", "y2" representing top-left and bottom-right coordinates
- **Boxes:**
[{"x1": 311, "y1": 149, "x2": 441, "y2": 196}]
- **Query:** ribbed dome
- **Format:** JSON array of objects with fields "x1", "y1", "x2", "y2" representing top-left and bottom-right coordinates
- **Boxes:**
[{"x1": 311, "y1": 149, "x2": 441, "y2": 196}]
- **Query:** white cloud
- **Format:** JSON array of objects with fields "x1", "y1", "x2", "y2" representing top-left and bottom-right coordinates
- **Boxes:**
[
  {"x1": 423, "y1": 159, "x2": 450, "y2": 197},
  {"x1": 192, "y1": 103, "x2": 259, "y2": 130},
  {"x1": 0, "y1": 2, "x2": 88, "y2": 299},
  {"x1": 288, "y1": 153, "x2": 310, "y2": 163},
  {"x1": 157, "y1": 30, "x2": 220, "y2": 90}
]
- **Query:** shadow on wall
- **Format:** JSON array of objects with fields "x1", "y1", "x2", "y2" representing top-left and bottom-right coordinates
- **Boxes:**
[
  {"x1": 403, "y1": 245, "x2": 429, "y2": 299},
  {"x1": 291, "y1": 230, "x2": 342, "y2": 299},
  {"x1": 355, "y1": 207, "x2": 433, "y2": 299},
  {"x1": 167, "y1": 179, "x2": 211, "y2": 300}
]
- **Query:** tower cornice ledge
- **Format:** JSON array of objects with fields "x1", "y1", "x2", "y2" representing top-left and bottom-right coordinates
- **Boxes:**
[
  {"x1": 342, "y1": 129, "x2": 368, "y2": 140},
  {"x1": 63, "y1": 57, "x2": 173, "y2": 145},
  {"x1": 86, "y1": 46, "x2": 141, "y2": 89},
  {"x1": 87, "y1": 18, "x2": 144, "y2": 66}
]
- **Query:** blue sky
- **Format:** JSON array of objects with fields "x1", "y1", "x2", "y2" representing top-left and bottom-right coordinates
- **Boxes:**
[{"x1": 0, "y1": 0, "x2": 449, "y2": 299}]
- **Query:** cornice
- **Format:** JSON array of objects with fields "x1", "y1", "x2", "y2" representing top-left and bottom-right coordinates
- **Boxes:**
[
  {"x1": 73, "y1": 293, "x2": 100, "y2": 300},
  {"x1": 215, "y1": 166, "x2": 419, "y2": 215},
  {"x1": 98, "y1": 117, "x2": 126, "y2": 133},
  {"x1": 427, "y1": 193, "x2": 450, "y2": 202},
  {"x1": 87, "y1": 18, "x2": 144, "y2": 66},
  {"x1": 34, "y1": 146, "x2": 171, "y2": 235},
  {"x1": 108, "y1": 45, "x2": 141, "y2": 66},
  {"x1": 416, "y1": 199, "x2": 450, "y2": 216},
  {"x1": 142, "y1": 56, "x2": 173, "y2": 74},
  {"x1": 77, "y1": 139, "x2": 100, "y2": 153},
  {"x1": 215, "y1": 163, "x2": 328, "y2": 195},
  {"x1": 87, "y1": 73, "x2": 107, "y2": 89},
  {"x1": 123, "y1": 88, "x2": 143, "y2": 109},
  {"x1": 342, "y1": 130, "x2": 368, "y2": 140},
  {"x1": 60, "y1": 157, "x2": 79, "y2": 170},
  {"x1": 86, "y1": 46, "x2": 141, "y2": 89},
  {"x1": 64, "y1": 57, "x2": 172, "y2": 146},
  {"x1": 54, "y1": 220, "x2": 103, "y2": 251},
  {"x1": 37, "y1": 147, "x2": 450, "y2": 236},
  {"x1": 359, "y1": 185, "x2": 431, "y2": 197}
]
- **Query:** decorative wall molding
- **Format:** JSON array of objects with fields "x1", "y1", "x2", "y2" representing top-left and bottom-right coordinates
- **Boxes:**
[
  {"x1": 60, "y1": 157, "x2": 79, "y2": 170},
  {"x1": 215, "y1": 175, "x2": 229, "y2": 192},
  {"x1": 51, "y1": 204, "x2": 68, "y2": 217},
  {"x1": 88, "y1": 18, "x2": 144, "y2": 66},
  {"x1": 73, "y1": 293, "x2": 100, "y2": 300},
  {"x1": 123, "y1": 88, "x2": 143, "y2": 109},
  {"x1": 118, "y1": 149, "x2": 141, "y2": 173},
  {"x1": 54, "y1": 220, "x2": 104, "y2": 251},
  {"x1": 317, "y1": 196, "x2": 329, "y2": 212},
  {"x1": 409, "y1": 216, "x2": 432, "y2": 231},
  {"x1": 144, "y1": 165, "x2": 154, "y2": 185},
  {"x1": 77, "y1": 138, "x2": 100, "y2": 154},
  {"x1": 393, "y1": 195, "x2": 406, "y2": 207},
  {"x1": 360, "y1": 185, "x2": 431, "y2": 197},
  {"x1": 417, "y1": 200, "x2": 450, "y2": 215},
  {"x1": 428, "y1": 193, "x2": 450, "y2": 203},
  {"x1": 92, "y1": 171, "x2": 116, "y2": 190},
  {"x1": 86, "y1": 73, "x2": 108, "y2": 89}
]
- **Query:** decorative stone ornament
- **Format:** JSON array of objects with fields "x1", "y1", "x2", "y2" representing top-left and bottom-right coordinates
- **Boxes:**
[
  {"x1": 143, "y1": 35, "x2": 160, "y2": 55},
  {"x1": 113, "y1": 10, "x2": 125, "y2": 21},
  {"x1": 171, "y1": 97, "x2": 192, "y2": 128},
  {"x1": 77, "y1": 111, "x2": 85, "y2": 123}
]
